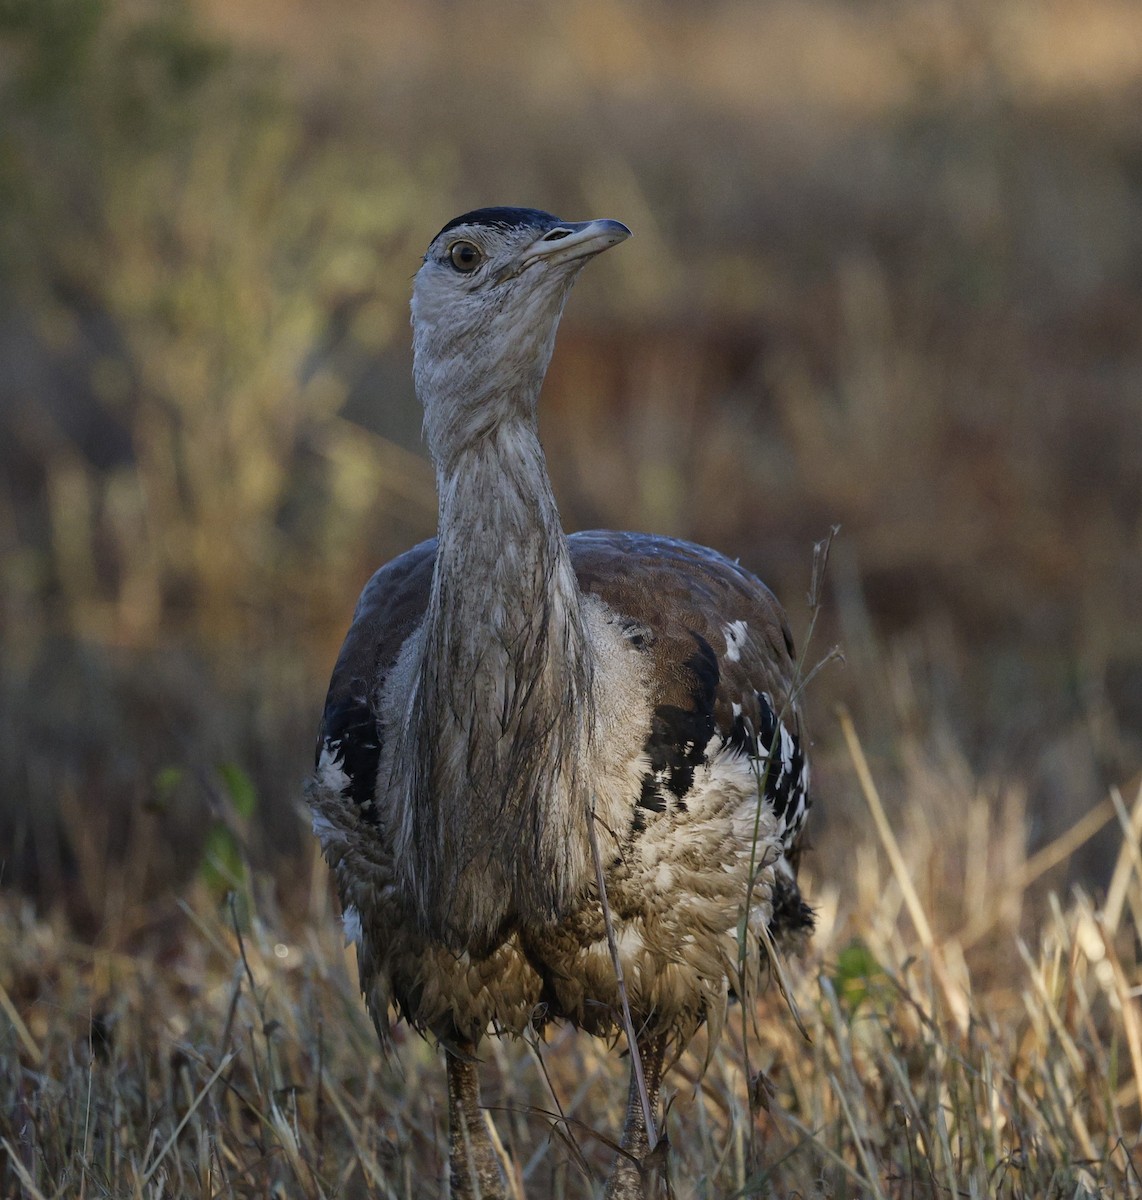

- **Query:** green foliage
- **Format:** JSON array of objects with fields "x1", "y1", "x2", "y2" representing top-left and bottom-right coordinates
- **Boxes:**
[
  {"x1": 150, "y1": 763, "x2": 185, "y2": 811},
  {"x1": 199, "y1": 819, "x2": 245, "y2": 898},
  {"x1": 199, "y1": 763, "x2": 258, "y2": 912},
  {"x1": 832, "y1": 938, "x2": 889, "y2": 1013},
  {"x1": 0, "y1": 0, "x2": 105, "y2": 105},
  {"x1": 218, "y1": 760, "x2": 257, "y2": 820}
]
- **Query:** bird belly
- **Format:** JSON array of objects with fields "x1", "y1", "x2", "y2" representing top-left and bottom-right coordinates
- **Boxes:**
[
  {"x1": 310, "y1": 600, "x2": 795, "y2": 1050},
  {"x1": 313, "y1": 740, "x2": 783, "y2": 1049},
  {"x1": 521, "y1": 744, "x2": 782, "y2": 1044},
  {"x1": 383, "y1": 935, "x2": 546, "y2": 1047}
]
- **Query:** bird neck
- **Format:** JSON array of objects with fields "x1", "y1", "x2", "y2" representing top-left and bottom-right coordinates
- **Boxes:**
[{"x1": 403, "y1": 414, "x2": 595, "y2": 950}]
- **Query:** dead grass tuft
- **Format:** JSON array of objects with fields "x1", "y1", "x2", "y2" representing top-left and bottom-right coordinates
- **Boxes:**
[
  {"x1": 3, "y1": 735, "x2": 1139, "y2": 1197},
  {"x1": 1, "y1": 1, "x2": 1140, "y2": 1196}
]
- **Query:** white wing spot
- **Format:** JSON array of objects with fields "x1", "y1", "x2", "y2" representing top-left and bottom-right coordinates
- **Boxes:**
[
  {"x1": 778, "y1": 722, "x2": 796, "y2": 776},
  {"x1": 342, "y1": 904, "x2": 363, "y2": 948},
  {"x1": 723, "y1": 620, "x2": 748, "y2": 663},
  {"x1": 317, "y1": 741, "x2": 351, "y2": 794},
  {"x1": 311, "y1": 812, "x2": 337, "y2": 848}
]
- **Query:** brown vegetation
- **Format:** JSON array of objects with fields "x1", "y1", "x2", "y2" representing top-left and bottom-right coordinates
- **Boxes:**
[{"x1": 1, "y1": 0, "x2": 1140, "y2": 1193}]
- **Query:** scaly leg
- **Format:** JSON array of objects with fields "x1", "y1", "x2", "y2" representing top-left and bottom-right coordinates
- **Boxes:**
[
  {"x1": 603, "y1": 1033, "x2": 668, "y2": 1200},
  {"x1": 446, "y1": 1041, "x2": 508, "y2": 1199}
]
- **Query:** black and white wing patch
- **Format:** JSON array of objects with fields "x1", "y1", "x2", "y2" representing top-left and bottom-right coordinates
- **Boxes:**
[
  {"x1": 316, "y1": 689, "x2": 381, "y2": 819},
  {"x1": 631, "y1": 628, "x2": 811, "y2": 858},
  {"x1": 312, "y1": 538, "x2": 437, "y2": 828},
  {"x1": 635, "y1": 633, "x2": 719, "y2": 827},
  {"x1": 724, "y1": 689, "x2": 811, "y2": 855}
]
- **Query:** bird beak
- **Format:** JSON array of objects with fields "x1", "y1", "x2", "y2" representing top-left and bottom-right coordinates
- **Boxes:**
[{"x1": 518, "y1": 219, "x2": 632, "y2": 271}]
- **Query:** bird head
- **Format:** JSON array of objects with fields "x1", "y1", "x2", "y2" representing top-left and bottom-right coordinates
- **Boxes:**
[{"x1": 411, "y1": 207, "x2": 630, "y2": 464}]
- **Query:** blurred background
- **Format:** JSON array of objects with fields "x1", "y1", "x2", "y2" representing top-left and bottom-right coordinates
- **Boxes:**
[{"x1": 1, "y1": 0, "x2": 1140, "y2": 930}]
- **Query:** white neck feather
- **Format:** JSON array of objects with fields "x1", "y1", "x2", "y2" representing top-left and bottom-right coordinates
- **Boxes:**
[{"x1": 397, "y1": 394, "x2": 596, "y2": 951}]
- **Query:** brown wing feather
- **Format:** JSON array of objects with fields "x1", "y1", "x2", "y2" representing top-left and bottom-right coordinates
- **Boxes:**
[
  {"x1": 318, "y1": 530, "x2": 810, "y2": 866},
  {"x1": 568, "y1": 530, "x2": 801, "y2": 722},
  {"x1": 316, "y1": 540, "x2": 436, "y2": 812},
  {"x1": 568, "y1": 531, "x2": 811, "y2": 868}
]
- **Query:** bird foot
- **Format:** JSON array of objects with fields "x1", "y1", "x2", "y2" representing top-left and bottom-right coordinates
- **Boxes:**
[
  {"x1": 450, "y1": 1157, "x2": 507, "y2": 1200},
  {"x1": 602, "y1": 1143, "x2": 668, "y2": 1200},
  {"x1": 449, "y1": 1116, "x2": 509, "y2": 1200}
]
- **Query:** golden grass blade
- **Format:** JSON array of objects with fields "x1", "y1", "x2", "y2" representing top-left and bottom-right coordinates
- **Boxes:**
[
  {"x1": 755, "y1": 919, "x2": 810, "y2": 1042},
  {"x1": 958, "y1": 792, "x2": 1120, "y2": 952},
  {"x1": 140, "y1": 1050, "x2": 237, "y2": 1187},
  {"x1": 838, "y1": 707, "x2": 932, "y2": 949},
  {"x1": 839, "y1": 707, "x2": 970, "y2": 1032},
  {"x1": 1098, "y1": 921, "x2": 1142, "y2": 1129},
  {"x1": 1015, "y1": 937, "x2": 1099, "y2": 1162},
  {"x1": 0, "y1": 980, "x2": 43, "y2": 1066},
  {"x1": 485, "y1": 1110, "x2": 526, "y2": 1200},
  {"x1": 269, "y1": 1103, "x2": 321, "y2": 1200},
  {"x1": 1104, "y1": 779, "x2": 1142, "y2": 936},
  {"x1": 518, "y1": 1034, "x2": 594, "y2": 1185},
  {"x1": 316, "y1": 1072, "x2": 399, "y2": 1197},
  {"x1": 1014, "y1": 794, "x2": 1118, "y2": 891},
  {"x1": 1015, "y1": 936, "x2": 1084, "y2": 1079},
  {"x1": 828, "y1": 1074, "x2": 886, "y2": 1200},
  {"x1": 771, "y1": 1110, "x2": 877, "y2": 1191},
  {"x1": 0, "y1": 1139, "x2": 49, "y2": 1200}
]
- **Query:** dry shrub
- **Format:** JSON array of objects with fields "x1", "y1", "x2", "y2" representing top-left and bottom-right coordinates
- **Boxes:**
[
  {"x1": 3, "y1": 714, "x2": 1139, "y2": 1197},
  {"x1": 1, "y1": 2, "x2": 1140, "y2": 1195}
]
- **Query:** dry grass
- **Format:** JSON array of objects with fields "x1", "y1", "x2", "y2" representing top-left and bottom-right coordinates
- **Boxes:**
[
  {"x1": 1, "y1": 0, "x2": 1141, "y2": 1196},
  {"x1": 3, "y1": 716, "x2": 1140, "y2": 1197}
]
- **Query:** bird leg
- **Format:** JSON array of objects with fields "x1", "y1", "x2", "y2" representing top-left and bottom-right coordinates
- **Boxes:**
[
  {"x1": 446, "y1": 1041, "x2": 508, "y2": 1200},
  {"x1": 603, "y1": 1033, "x2": 668, "y2": 1200}
]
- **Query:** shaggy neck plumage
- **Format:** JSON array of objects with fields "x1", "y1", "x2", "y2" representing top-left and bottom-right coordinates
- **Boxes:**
[{"x1": 399, "y1": 396, "x2": 596, "y2": 952}]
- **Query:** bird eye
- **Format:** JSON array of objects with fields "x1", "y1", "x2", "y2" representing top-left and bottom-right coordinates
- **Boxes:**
[{"x1": 448, "y1": 241, "x2": 483, "y2": 272}]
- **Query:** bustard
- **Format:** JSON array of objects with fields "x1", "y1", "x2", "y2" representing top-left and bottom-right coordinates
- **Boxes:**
[{"x1": 309, "y1": 207, "x2": 813, "y2": 1199}]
